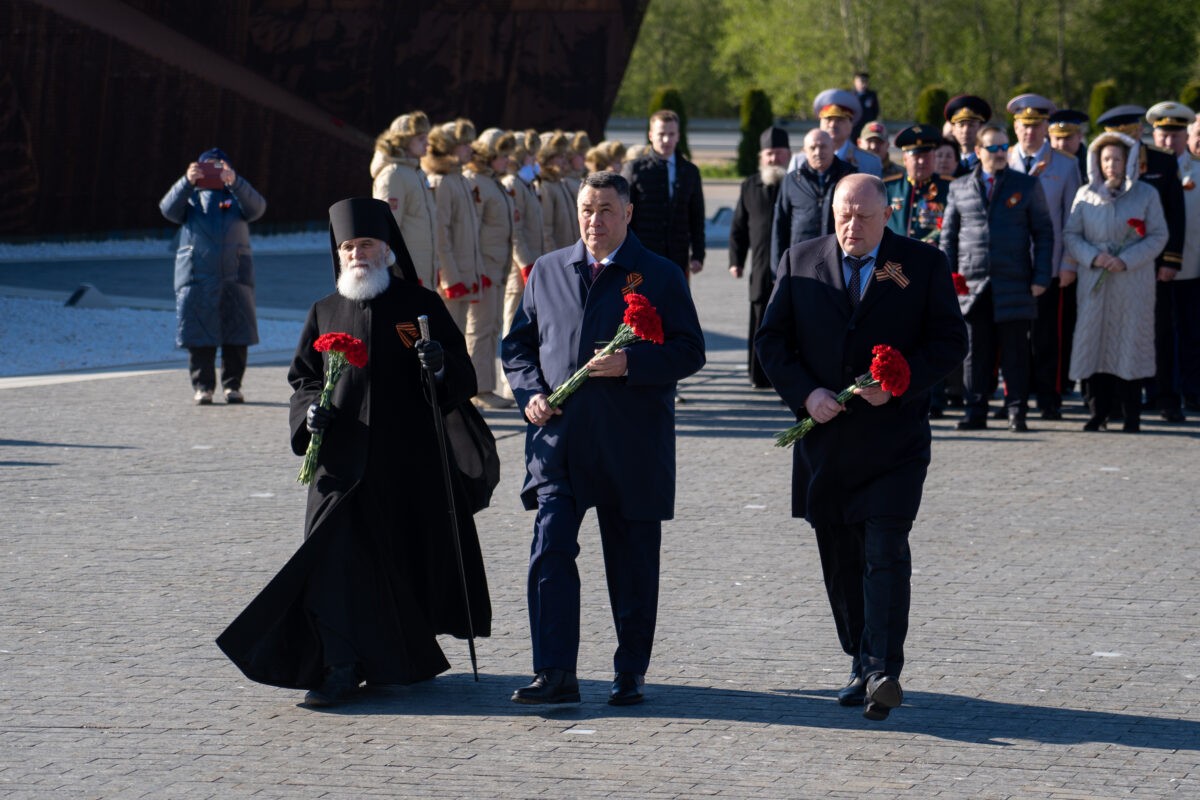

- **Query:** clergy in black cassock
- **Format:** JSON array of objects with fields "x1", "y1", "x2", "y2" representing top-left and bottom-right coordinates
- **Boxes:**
[
  {"x1": 217, "y1": 198, "x2": 491, "y2": 707},
  {"x1": 730, "y1": 125, "x2": 791, "y2": 388}
]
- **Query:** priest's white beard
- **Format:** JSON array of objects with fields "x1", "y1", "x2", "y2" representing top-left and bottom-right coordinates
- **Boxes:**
[
  {"x1": 760, "y1": 165, "x2": 786, "y2": 186},
  {"x1": 337, "y1": 254, "x2": 391, "y2": 300}
]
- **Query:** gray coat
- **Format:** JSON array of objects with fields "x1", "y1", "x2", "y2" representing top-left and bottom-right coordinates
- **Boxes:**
[
  {"x1": 940, "y1": 166, "x2": 1054, "y2": 322},
  {"x1": 1063, "y1": 133, "x2": 1168, "y2": 381},
  {"x1": 160, "y1": 175, "x2": 266, "y2": 347}
]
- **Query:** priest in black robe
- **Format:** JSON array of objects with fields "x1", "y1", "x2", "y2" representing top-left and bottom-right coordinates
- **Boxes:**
[
  {"x1": 217, "y1": 197, "x2": 491, "y2": 707},
  {"x1": 730, "y1": 125, "x2": 791, "y2": 388}
]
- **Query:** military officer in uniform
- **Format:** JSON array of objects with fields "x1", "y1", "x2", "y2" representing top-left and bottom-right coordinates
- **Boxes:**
[
  {"x1": 1049, "y1": 109, "x2": 1089, "y2": 181},
  {"x1": 886, "y1": 125, "x2": 954, "y2": 418},
  {"x1": 789, "y1": 89, "x2": 883, "y2": 178},
  {"x1": 885, "y1": 125, "x2": 950, "y2": 244},
  {"x1": 944, "y1": 95, "x2": 992, "y2": 177},
  {"x1": 1095, "y1": 105, "x2": 1187, "y2": 421},
  {"x1": 1147, "y1": 102, "x2": 1199, "y2": 416},
  {"x1": 1007, "y1": 94, "x2": 1083, "y2": 420}
]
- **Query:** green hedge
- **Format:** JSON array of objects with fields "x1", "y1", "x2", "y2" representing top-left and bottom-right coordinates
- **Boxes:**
[{"x1": 736, "y1": 89, "x2": 774, "y2": 176}]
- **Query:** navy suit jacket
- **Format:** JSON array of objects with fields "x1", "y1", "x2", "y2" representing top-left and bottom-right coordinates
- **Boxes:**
[
  {"x1": 755, "y1": 230, "x2": 968, "y2": 525},
  {"x1": 501, "y1": 231, "x2": 705, "y2": 520}
]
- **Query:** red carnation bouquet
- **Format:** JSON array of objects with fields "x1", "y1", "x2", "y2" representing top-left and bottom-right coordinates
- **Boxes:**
[
  {"x1": 1093, "y1": 218, "x2": 1145, "y2": 294},
  {"x1": 297, "y1": 332, "x2": 368, "y2": 484},
  {"x1": 546, "y1": 292, "x2": 665, "y2": 408},
  {"x1": 774, "y1": 344, "x2": 911, "y2": 448},
  {"x1": 952, "y1": 272, "x2": 969, "y2": 296}
]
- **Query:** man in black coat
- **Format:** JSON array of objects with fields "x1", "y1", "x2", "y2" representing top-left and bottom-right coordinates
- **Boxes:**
[
  {"x1": 217, "y1": 198, "x2": 491, "y2": 708},
  {"x1": 622, "y1": 109, "x2": 706, "y2": 278},
  {"x1": 730, "y1": 125, "x2": 791, "y2": 387},
  {"x1": 771, "y1": 129, "x2": 856, "y2": 269},
  {"x1": 756, "y1": 174, "x2": 968, "y2": 721},
  {"x1": 940, "y1": 124, "x2": 1054, "y2": 431}
]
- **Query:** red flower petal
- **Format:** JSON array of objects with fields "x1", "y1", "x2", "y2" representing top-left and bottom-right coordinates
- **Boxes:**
[
  {"x1": 313, "y1": 332, "x2": 368, "y2": 368},
  {"x1": 869, "y1": 344, "x2": 910, "y2": 397},
  {"x1": 952, "y1": 273, "x2": 969, "y2": 296},
  {"x1": 622, "y1": 292, "x2": 665, "y2": 344}
]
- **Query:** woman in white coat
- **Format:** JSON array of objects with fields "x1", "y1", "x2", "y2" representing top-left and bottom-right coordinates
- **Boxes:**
[{"x1": 1061, "y1": 132, "x2": 1168, "y2": 432}]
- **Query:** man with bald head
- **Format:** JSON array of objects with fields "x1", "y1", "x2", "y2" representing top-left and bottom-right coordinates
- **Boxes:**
[
  {"x1": 771, "y1": 128, "x2": 856, "y2": 269},
  {"x1": 756, "y1": 174, "x2": 968, "y2": 721}
]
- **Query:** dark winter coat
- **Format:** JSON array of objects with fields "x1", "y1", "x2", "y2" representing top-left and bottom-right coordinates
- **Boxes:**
[
  {"x1": 729, "y1": 171, "x2": 783, "y2": 303},
  {"x1": 939, "y1": 166, "x2": 1054, "y2": 322},
  {"x1": 755, "y1": 230, "x2": 968, "y2": 524},
  {"x1": 622, "y1": 152, "x2": 706, "y2": 270},
  {"x1": 160, "y1": 175, "x2": 266, "y2": 347},
  {"x1": 502, "y1": 231, "x2": 705, "y2": 521},
  {"x1": 216, "y1": 277, "x2": 491, "y2": 690},
  {"x1": 770, "y1": 158, "x2": 856, "y2": 270}
]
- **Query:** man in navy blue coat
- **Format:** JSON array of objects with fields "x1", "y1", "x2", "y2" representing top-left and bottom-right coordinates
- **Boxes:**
[
  {"x1": 756, "y1": 174, "x2": 968, "y2": 720},
  {"x1": 502, "y1": 172, "x2": 705, "y2": 706}
]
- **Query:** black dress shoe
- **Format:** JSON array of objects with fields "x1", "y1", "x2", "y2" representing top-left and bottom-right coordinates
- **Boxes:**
[
  {"x1": 863, "y1": 674, "x2": 903, "y2": 721},
  {"x1": 303, "y1": 664, "x2": 361, "y2": 707},
  {"x1": 1039, "y1": 407, "x2": 1062, "y2": 421},
  {"x1": 1083, "y1": 417, "x2": 1107, "y2": 432},
  {"x1": 1161, "y1": 409, "x2": 1185, "y2": 423},
  {"x1": 956, "y1": 417, "x2": 987, "y2": 431},
  {"x1": 836, "y1": 673, "x2": 866, "y2": 706},
  {"x1": 512, "y1": 668, "x2": 581, "y2": 705},
  {"x1": 608, "y1": 672, "x2": 645, "y2": 706},
  {"x1": 1008, "y1": 413, "x2": 1028, "y2": 432}
]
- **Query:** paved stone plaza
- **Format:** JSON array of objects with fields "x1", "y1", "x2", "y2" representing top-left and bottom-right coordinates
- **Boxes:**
[{"x1": 3, "y1": 217, "x2": 1199, "y2": 797}]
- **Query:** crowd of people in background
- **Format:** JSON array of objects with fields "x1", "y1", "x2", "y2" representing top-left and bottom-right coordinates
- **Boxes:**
[
  {"x1": 730, "y1": 77, "x2": 1200, "y2": 432},
  {"x1": 367, "y1": 108, "x2": 704, "y2": 411}
]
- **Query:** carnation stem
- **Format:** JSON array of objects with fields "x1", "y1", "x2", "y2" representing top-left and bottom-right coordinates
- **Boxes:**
[
  {"x1": 774, "y1": 372, "x2": 877, "y2": 448},
  {"x1": 297, "y1": 353, "x2": 347, "y2": 484},
  {"x1": 546, "y1": 324, "x2": 637, "y2": 408}
]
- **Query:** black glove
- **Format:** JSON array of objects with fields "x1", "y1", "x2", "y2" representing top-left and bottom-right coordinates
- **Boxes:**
[
  {"x1": 416, "y1": 339, "x2": 444, "y2": 373},
  {"x1": 306, "y1": 402, "x2": 336, "y2": 434}
]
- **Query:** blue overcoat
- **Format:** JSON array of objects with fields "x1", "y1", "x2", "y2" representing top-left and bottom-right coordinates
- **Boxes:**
[
  {"x1": 501, "y1": 232, "x2": 705, "y2": 521},
  {"x1": 160, "y1": 175, "x2": 267, "y2": 347}
]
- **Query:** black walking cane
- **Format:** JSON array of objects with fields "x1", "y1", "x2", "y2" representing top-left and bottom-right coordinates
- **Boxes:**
[{"x1": 418, "y1": 315, "x2": 479, "y2": 682}]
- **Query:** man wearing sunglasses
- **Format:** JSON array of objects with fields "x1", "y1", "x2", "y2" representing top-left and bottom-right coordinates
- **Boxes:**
[{"x1": 940, "y1": 124, "x2": 1055, "y2": 432}]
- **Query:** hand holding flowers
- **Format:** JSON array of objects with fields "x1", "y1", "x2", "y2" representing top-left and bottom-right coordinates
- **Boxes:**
[
  {"x1": 297, "y1": 332, "x2": 368, "y2": 484},
  {"x1": 774, "y1": 345, "x2": 911, "y2": 448}
]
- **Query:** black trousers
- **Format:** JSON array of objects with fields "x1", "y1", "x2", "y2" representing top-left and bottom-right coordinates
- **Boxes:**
[
  {"x1": 963, "y1": 299, "x2": 1032, "y2": 419},
  {"x1": 1151, "y1": 281, "x2": 1180, "y2": 412},
  {"x1": 1175, "y1": 278, "x2": 1200, "y2": 401},
  {"x1": 1030, "y1": 278, "x2": 1075, "y2": 409},
  {"x1": 813, "y1": 516, "x2": 913, "y2": 680},
  {"x1": 188, "y1": 345, "x2": 247, "y2": 391},
  {"x1": 748, "y1": 300, "x2": 771, "y2": 388}
]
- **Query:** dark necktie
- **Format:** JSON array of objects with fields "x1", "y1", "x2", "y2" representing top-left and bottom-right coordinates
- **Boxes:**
[
  {"x1": 1024, "y1": 155, "x2": 1034, "y2": 173},
  {"x1": 846, "y1": 255, "x2": 871, "y2": 307},
  {"x1": 986, "y1": 176, "x2": 995, "y2": 200},
  {"x1": 589, "y1": 261, "x2": 604, "y2": 283}
]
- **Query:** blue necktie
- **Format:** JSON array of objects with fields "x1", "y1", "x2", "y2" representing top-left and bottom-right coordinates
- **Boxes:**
[{"x1": 846, "y1": 255, "x2": 871, "y2": 306}]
